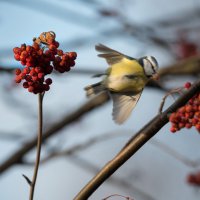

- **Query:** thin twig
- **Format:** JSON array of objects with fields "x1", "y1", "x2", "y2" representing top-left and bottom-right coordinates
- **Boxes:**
[
  {"x1": 150, "y1": 139, "x2": 200, "y2": 168},
  {"x1": 158, "y1": 87, "x2": 183, "y2": 114},
  {"x1": 102, "y1": 194, "x2": 134, "y2": 200},
  {"x1": 22, "y1": 174, "x2": 32, "y2": 186},
  {"x1": 23, "y1": 131, "x2": 130, "y2": 165},
  {"x1": 29, "y1": 93, "x2": 44, "y2": 200},
  {"x1": 73, "y1": 80, "x2": 200, "y2": 200}
]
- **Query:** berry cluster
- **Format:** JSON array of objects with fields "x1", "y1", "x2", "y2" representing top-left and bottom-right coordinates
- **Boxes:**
[
  {"x1": 13, "y1": 31, "x2": 77, "y2": 94},
  {"x1": 187, "y1": 171, "x2": 200, "y2": 187},
  {"x1": 169, "y1": 82, "x2": 200, "y2": 133},
  {"x1": 177, "y1": 39, "x2": 198, "y2": 59}
]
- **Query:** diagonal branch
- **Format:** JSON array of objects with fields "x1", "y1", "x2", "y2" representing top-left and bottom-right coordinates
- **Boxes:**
[
  {"x1": 0, "y1": 92, "x2": 109, "y2": 174},
  {"x1": 74, "y1": 79, "x2": 200, "y2": 200}
]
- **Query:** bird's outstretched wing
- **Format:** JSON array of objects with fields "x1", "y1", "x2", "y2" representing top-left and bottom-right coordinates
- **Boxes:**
[
  {"x1": 111, "y1": 92, "x2": 142, "y2": 124},
  {"x1": 95, "y1": 43, "x2": 134, "y2": 65}
]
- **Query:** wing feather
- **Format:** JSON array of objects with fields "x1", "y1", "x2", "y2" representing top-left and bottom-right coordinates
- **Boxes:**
[
  {"x1": 111, "y1": 92, "x2": 142, "y2": 124},
  {"x1": 95, "y1": 43, "x2": 134, "y2": 65}
]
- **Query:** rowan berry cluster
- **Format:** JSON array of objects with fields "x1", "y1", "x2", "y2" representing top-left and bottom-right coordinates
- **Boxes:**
[
  {"x1": 169, "y1": 82, "x2": 200, "y2": 133},
  {"x1": 187, "y1": 171, "x2": 200, "y2": 187},
  {"x1": 13, "y1": 31, "x2": 77, "y2": 94}
]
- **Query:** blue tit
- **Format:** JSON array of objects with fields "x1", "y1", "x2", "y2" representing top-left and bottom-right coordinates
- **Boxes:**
[{"x1": 84, "y1": 44, "x2": 159, "y2": 124}]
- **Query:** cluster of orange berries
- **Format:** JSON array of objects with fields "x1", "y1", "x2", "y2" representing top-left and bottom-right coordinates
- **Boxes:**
[
  {"x1": 169, "y1": 82, "x2": 200, "y2": 133},
  {"x1": 13, "y1": 31, "x2": 77, "y2": 94},
  {"x1": 187, "y1": 171, "x2": 200, "y2": 187}
]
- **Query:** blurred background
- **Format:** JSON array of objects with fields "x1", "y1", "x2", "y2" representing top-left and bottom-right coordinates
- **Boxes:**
[{"x1": 0, "y1": 0, "x2": 200, "y2": 199}]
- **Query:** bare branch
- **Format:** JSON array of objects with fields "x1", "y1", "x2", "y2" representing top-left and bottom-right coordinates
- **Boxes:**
[
  {"x1": 102, "y1": 194, "x2": 134, "y2": 200},
  {"x1": 150, "y1": 139, "x2": 200, "y2": 168},
  {"x1": 22, "y1": 174, "x2": 32, "y2": 186},
  {"x1": 158, "y1": 55, "x2": 200, "y2": 77},
  {"x1": 0, "y1": 92, "x2": 109, "y2": 174},
  {"x1": 74, "y1": 80, "x2": 200, "y2": 200},
  {"x1": 23, "y1": 131, "x2": 130, "y2": 165},
  {"x1": 70, "y1": 156, "x2": 154, "y2": 200}
]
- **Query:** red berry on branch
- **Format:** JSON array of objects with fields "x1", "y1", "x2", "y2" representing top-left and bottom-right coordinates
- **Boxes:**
[
  {"x1": 57, "y1": 49, "x2": 63, "y2": 56},
  {"x1": 23, "y1": 82, "x2": 29, "y2": 88},
  {"x1": 15, "y1": 76, "x2": 22, "y2": 83},
  {"x1": 15, "y1": 68, "x2": 21, "y2": 75},
  {"x1": 169, "y1": 82, "x2": 200, "y2": 133},
  {"x1": 14, "y1": 54, "x2": 20, "y2": 61},
  {"x1": 13, "y1": 31, "x2": 77, "y2": 94},
  {"x1": 28, "y1": 86, "x2": 34, "y2": 92},
  {"x1": 45, "y1": 78, "x2": 52, "y2": 85},
  {"x1": 38, "y1": 73, "x2": 44, "y2": 79},
  {"x1": 187, "y1": 171, "x2": 200, "y2": 186}
]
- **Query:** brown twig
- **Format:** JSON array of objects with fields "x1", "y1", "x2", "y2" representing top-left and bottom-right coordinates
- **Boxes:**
[
  {"x1": 29, "y1": 93, "x2": 44, "y2": 200},
  {"x1": 158, "y1": 87, "x2": 183, "y2": 114},
  {"x1": 23, "y1": 131, "x2": 129, "y2": 165},
  {"x1": 73, "y1": 79, "x2": 200, "y2": 200},
  {"x1": 158, "y1": 55, "x2": 200, "y2": 77},
  {"x1": 102, "y1": 194, "x2": 134, "y2": 200},
  {"x1": 70, "y1": 156, "x2": 154, "y2": 200}
]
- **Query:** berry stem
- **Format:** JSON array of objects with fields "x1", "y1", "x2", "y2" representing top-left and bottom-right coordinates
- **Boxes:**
[{"x1": 29, "y1": 93, "x2": 44, "y2": 200}]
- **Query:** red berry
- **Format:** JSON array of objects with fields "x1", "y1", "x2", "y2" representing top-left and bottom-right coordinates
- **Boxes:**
[
  {"x1": 45, "y1": 65, "x2": 53, "y2": 74},
  {"x1": 187, "y1": 174, "x2": 196, "y2": 184},
  {"x1": 62, "y1": 54, "x2": 69, "y2": 61},
  {"x1": 13, "y1": 47, "x2": 20, "y2": 54},
  {"x1": 185, "y1": 123, "x2": 192, "y2": 129},
  {"x1": 57, "y1": 49, "x2": 63, "y2": 56},
  {"x1": 33, "y1": 42, "x2": 40, "y2": 50},
  {"x1": 26, "y1": 45, "x2": 33, "y2": 53},
  {"x1": 21, "y1": 43, "x2": 26, "y2": 51},
  {"x1": 15, "y1": 76, "x2": 22, "y2": 83},
  {"x1": 185, "y1": 105, "x2": 193, "y2": 112},
  {"x1": 45, "y1": 78, "x2": 52, "y2": 85},
  {"x1": 23, "y1": 67, "x2": 30, "y2": 74},
  {"x1": 38, "y1": 73, "x2": 44, "y2": 79},
  {"x1": 170, "y1": 127, "x2": 177, "y2": 133},
  {"x1": 49, "y1": 44, "x2": 57, "y2": 51},
  {"x1": 43, "y1": 84, "x2": 50, "y2": 91},
  {"x1": 15, "y1": 68, "x2": 21, "y2": 75},
  {"x1": 195, "y1": 124, "x2": 200, "y2": 131},
  {"x1": 35, "y1": 67, "x2": 42, "y2": 73},
  {"x1": 68, "y1": 52, "x2": 77, "y2": 60},
  {"x1": 70, "y1": 60, "x2": 75, "y2": 67},
  {"x1": 20, "y1": 73, "x2": 26, "y2": 79},
  {"x1": 14, "y1": 54, "x2": 20, "y2": 61},
  {"x1": 23, "y1": 82, "x2": 29, "y2": 88},
  {"x1": 32, "y1": 76, "x2": 38, "y2": 81},
  {"x1": 184, "y1": 82, "x2": 191, "y2": 89},
  {"x1": 28, "y1": 86, "x2": 34, "y2": 92}
]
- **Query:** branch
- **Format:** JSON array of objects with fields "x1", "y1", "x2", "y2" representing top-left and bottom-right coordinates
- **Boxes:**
[
  {"x1": 74, "y1": 79, "x2": 200, "y2": 200},
  {"x1": 150, "y1": 139, "x2": 200, "y2": 168},
  {"x1": 2, "y1": 55, "x2": 200, "y2": 78},
  {"x1": 70, "y1": 156, "x2": 154, "y2": 200},
  {"x1": 158, "y1": 55, "x2": 200, "y2": 77},
  {"x1": 29, "y1": 93, "x2": 44, "y2": 200},
  {"x1": 23, "y1": 131, "x2": 132, "y2": 165},
  {"x1": 0, "y1": 92, "x2": 109, "y2": 174}
]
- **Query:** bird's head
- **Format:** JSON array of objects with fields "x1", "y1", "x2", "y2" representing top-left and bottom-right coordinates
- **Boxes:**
[{"x1": 138, "y1": 56, "x2": 159, "y2": 79}]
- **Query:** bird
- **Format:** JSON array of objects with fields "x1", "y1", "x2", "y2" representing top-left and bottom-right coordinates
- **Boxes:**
[{"x1": 84, "y1": 44, "x2": 159, "y2": 124}]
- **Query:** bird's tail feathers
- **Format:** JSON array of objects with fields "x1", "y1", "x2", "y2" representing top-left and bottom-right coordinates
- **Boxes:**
[{"x1": 84, "y1": 82, "x2": 105, "y2": 98}]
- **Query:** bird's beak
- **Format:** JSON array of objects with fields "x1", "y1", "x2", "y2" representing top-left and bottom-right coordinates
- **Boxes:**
[{"x1": 151, "y1": 73, "x2": 160, "y2": 81}]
